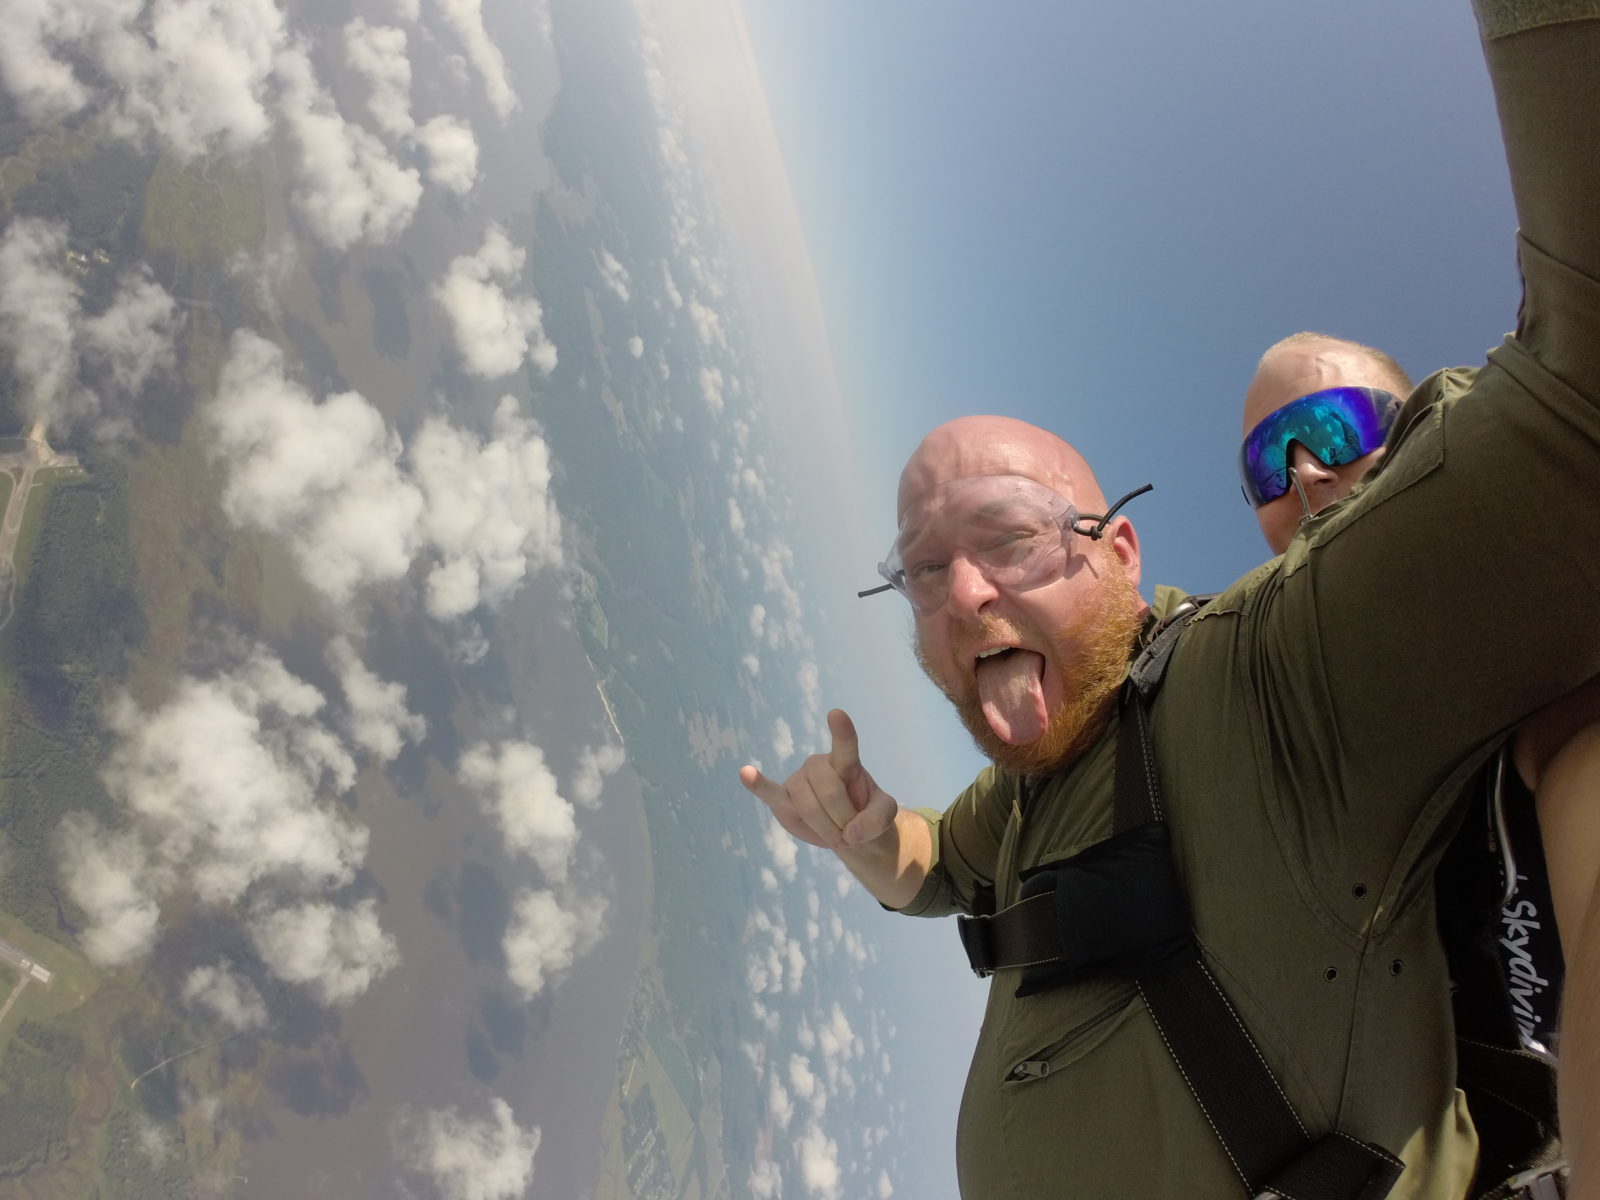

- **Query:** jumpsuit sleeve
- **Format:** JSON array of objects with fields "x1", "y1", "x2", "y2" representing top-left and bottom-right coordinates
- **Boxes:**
[
  {"x1": 894, "y1": 766, "x2": 1014, "y2": 917},
  {"x1": 1250, "y1": 4, "x2": 1600, "y2": 803}
]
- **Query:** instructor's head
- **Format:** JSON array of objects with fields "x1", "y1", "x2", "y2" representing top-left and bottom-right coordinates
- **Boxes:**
[
  {"x1": 1241, "y1": 333, "x2": 1410, "y2": 554},
  {"x1": 889, "y1": 416, "x2": 1147, "y2": 775}
]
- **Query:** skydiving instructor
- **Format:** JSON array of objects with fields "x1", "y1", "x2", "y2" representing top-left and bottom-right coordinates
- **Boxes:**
[{"x1": 741, "y1": 3, "x2": 1600, "y2": 1198}]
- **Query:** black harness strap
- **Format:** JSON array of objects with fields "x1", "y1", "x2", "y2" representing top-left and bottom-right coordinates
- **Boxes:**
[{"x1": 957, "y1": 603, "x2": 1404, "y2": 1200}]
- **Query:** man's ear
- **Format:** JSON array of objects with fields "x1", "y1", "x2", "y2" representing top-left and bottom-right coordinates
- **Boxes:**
[{"x1": 1104, "y1": 515, "x2": 1140, "y2": 589}]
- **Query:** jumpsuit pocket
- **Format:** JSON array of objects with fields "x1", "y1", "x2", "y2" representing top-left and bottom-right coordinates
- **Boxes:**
[{"x1": 1000, "y1": 979, "x2": 1138, "y2": 1084}]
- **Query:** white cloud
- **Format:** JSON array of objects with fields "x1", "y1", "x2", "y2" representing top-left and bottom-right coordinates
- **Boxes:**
[
  {"x1": 250, "y1": 897, "x2": 399, "y2": 1006},
  {"x1": 417, "y1": 114, "x2": 480, "y2": 195},
  {"x1": 274, "y1": 43, "x2": 421, "y2": 249},
  {"x1": 877, "y1": 1168, "x2": 895, "y2": 1199},
  {"x1": 796, "y1": 1124, "x2": 841, "y2": 1200},
  {"x1": 0, "y1": 218, "x2": 82, "y2": 428},
  {"x1": 433, "y1": 0, "x2": 518, "y2": 119},
  {"x1": 572, "y1": 743, "x2": 626, "y2": 810},
  {"x1": 764, "y1": 815, "x2": 798, "y2": 884},
  {"x1": 627, "y1": 335, "x2": 644, "y2": 358},
  {"x1": 788, "y1": 1053, "x2": 817, "y2": 1101},
  {"x1": 82, "y1": 268, "x2": 183, "y2": 395},
  {"x1": 328, "y1": 637, "x2": 426, "y2": 762},
  {"x1": 597, "y1": 250, "x2": 631, "y2": 303},
  {"x1": 406, "y1": 1098, "x2": 540, "y2": 1200},
  {"x1": 0, "y1": 0, "x2": 286, "y2": 156},
  {"x1": 0, "y1": 219, "x2": 181, "y2": 435},
  {"x1": 55, "y1": 817, "x2": 163, "y2": 966},
  {"x1": 687, "y1": 297, "x2": 723, "y2": 347},
  {"x1": 749, "y1": 1158, "x2": 782, "y2": 1200},
  {"x1": 502, "y1": 887, "x2": 607, "y2": 1001},
  {"x1": 181, "y1": 961, "x2": 268, "y2": 1030},
  {"x1": 767, "y1": 1076, "x2": 794, "y2": 1129},
  {"x1": 344, "y1": 19, "x2": 414, "y2": 139},
  {"x1": 113, "y1": 0, "x2": 286, "y2": 158},
  {"x1": 459, "y1": 740, "x2": 576, "y2": 883},
  {"x1": 411, "y1": 396, "x2": 562, "y2": 619},
  {"x1": 698, "y1": 364, "x2": 725, "y2": 414},
  {"x1": 771, "y1": 717, "x2": 794, "y2": 765},
  {"x1": 97, "y1": 649, "x2": 364, "y2": 906},
  {"x1": 727, "y1": 496, "x2": 745, "y2": 536},
  {"x1": 435, "y1": 224, "x2": 557, "y2": 378},
  {"x1": 748, "y1": 604, "x2": 766, "y2": 639},
  {"x1": 208, "y1": 330, "x2": 424, "y2": 605}
]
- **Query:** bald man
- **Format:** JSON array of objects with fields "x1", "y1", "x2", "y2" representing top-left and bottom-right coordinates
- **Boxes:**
[
  {"x1": 1239, "y1": 333, "x2": 1413, "y2": 552},
  {"x1": 742, "y1": 4, "x2": 1600, "y2": 1198}
]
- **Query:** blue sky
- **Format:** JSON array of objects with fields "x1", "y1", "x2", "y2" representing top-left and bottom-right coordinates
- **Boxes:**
[
  {"x1": 729, "y1": 1, "x2": 1527, "y2": 1191},
  {"x1": 743, "y1": 0, "x2": 1519, "y2": 595}
]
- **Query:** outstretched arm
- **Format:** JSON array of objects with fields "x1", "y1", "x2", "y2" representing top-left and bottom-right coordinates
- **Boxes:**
[{"x1": 740, "y1": 709, "x2": 933, "y2": 910}]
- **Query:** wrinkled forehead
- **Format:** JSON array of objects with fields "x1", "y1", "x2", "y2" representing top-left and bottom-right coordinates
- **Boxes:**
[{"x1": 893, "y1": 475, "x2": 1069, "y2": 545}]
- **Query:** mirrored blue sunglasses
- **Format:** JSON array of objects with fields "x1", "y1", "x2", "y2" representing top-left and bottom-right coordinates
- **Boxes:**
[{"x1": 1238, "y1": 386, "x2": 1403, "y2": 507}]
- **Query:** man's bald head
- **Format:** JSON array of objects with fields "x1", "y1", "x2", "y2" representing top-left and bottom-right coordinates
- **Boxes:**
[
  {"x1": 1242, "y1": 332, "x2": 1412, "y2": 436},
  {"x1": 897, "y1": 415, "x2": 1110, "y2": 520}
]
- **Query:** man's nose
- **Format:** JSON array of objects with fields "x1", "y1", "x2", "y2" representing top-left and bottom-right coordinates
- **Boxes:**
[
  {"x1": 1288, "y1": 441, "x2": 1337, "y2": 485},
  {"x1": 944, "y1": 553, "x2": 999, "y2": 616}
]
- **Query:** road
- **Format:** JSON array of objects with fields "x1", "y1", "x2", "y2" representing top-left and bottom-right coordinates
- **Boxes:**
[
  {"x1": 0, "y1": 933, "x2": 52, "y2": 984},
  {"x1": 0, "y1": 424, "x2": 80, "y2": 632}
]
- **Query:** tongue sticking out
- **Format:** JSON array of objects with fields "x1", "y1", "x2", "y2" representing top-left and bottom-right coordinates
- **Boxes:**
[{"x1": 976, "y1": 650, "x2": 1047, "y2": 745}]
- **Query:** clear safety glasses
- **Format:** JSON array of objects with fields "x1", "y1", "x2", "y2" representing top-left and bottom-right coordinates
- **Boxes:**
[
  {"x1": 859, "y1": 476, "x2": 1152, "y2": 614},
  {"x1": 1238, "y1": 386, "x2": 1402, "y2": 507}
]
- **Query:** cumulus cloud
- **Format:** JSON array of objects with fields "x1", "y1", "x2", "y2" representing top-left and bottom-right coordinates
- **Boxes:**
[
  {"x1": 435, "y1": 225, "x2": 556, "y2": 378},
  {"x1": 771, "y1": 717, "x2": 794, "y2": 764},
  {"x1": 0, "y1": 0, "x2": 286, "y2": 156},
  {"x1": 597, "y1": 250, "x2": 631, "y2": 303},
  {"x1": 796, "y1": 1124, "x2": 841, "y2": 1200},
  {"x1": 416, "y1": 114, "x2": 480, "y2": 195},
  {"x1": 208, "y1": 330, "x2": 424, "y2": 604},
  {"x1": 749, "y1": 1158, "x2": 782, "y2": 1200},
  {"x1": 97, "y1": 649, "x2": 363, "y2": 904},
  {"x1": 404, "y1": 1097, "x2": 541, "y2": 1200},
  {"x1": 344, "y1": 19, "x2": 414, "y2": 139},
  {"x1": 627, "y1": 335, "x2": 644, "y2": 358},
  {"x1": 0, "y1": 218, "x2": 82, "y2": 427},
  {"x1": 411, "y1": 397, "x2": 562, "y2": 619},
  {"x1": 56, "y1": 818, "x2": 164, "y2": 966},
  {"x1": 763, "y1": 816, "x2": 798, "y2": 884},
  {"x1": 502, "y1": 887, "x2": 607, "y2": 1001},
  {"x1": 274, "y1": 43, "x2": 421, "y2": 249},
  {"x1": 572, "y1": 743, "x2": 626, "y2": 810},
  {"x1": 55, "y1": 646, "x2": 402, "y2": 1002},
  {"x1": 0, "y1": 219, "x2": 181, "y2": 434},
  {"x1": 877, "y1": 1168, "x2": 895, "y2": 1198},
  {"x1": 687, "y1": 297, "x2": 723, "y2": 347},
  {"x1": 343, "y1": 22, "x2": 479, "y2": 197},
  {"x1": 328, "y1": 637, "x2": 426, "y2": 762},
  {"x1": 433, "y1": 0, "x2": 518, "y2": 119},
  {"x1": 458, "y1": 740, "x2": 576, "y2": 883},
  {"x1": 82, "y1": 268, "x2": 183, "y2": 395},
  {"x1": 182, "y1": 961, "x2": 268, "y2": 1030},
  {"x1": 250, "y1": 898, "x2": 398, "y2": 1006},
  {"x1": 698, "y1": 365, "x2": 725, "y2": 414}
]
